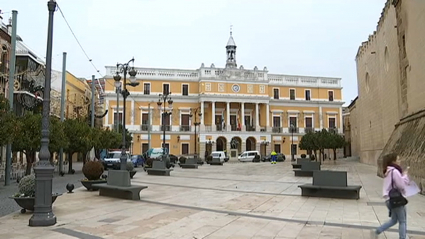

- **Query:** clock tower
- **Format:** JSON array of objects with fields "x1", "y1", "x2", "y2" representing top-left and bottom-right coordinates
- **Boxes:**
[{"x1": 225, "y1": 29, "x2": 237, "y2": 69}]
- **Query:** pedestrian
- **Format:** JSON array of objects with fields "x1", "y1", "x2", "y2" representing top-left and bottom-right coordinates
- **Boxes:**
[
  {"x1": 371, "y1": 153, "x2": 409, "y2": 239},
  {"x1": 271, "y1": 151, "x2": 277, "y2": 164}
]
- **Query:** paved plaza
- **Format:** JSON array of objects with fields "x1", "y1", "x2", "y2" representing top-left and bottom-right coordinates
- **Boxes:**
[{"x1": 1, "y1": 159, "x2": 425, "y2": 239}]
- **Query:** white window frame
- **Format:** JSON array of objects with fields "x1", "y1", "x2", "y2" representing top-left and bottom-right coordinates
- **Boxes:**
[
  {"x1": 181, "y1": 143, "x2": 190, "y2": 155},
  {"x1": 273, "y1": 88, "x2": 280, "y2": 99},
  {"x1": 327, "y1": 116, "x2": 337, "y2": 128},
  {"x1": 143, "y1": 82, "x2": 151, "y2": 95},
  {"x1": 328, "y1": 90, "x2": 334, "y2": 101},
  {"x1": 305, "y1": 89, "x2": 311, "y2": 101},
  {"x1": 162, "y1": 82, "x2": 170, "y2": 95},
  {"x1": 289, "y1": 88, "x2": 296, "y2": 100},
  {"x1": 304, "y1": 115, "x2": 314, "y2": 128}
]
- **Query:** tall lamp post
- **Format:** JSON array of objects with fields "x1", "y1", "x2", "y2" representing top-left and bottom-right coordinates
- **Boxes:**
[
  {"x1": 113, "y1": 58, "x2": 138, "y2": 170},
  {"x1": 290, "y1": 123, "x2": 295, "y2": 162},
  {"x1": 29, "y1": 0, "x2": 57, "y2": 227},
  {"x1": 190, "y1": 107, "x2": 202, "y2": 158},
  {"x1": 115, "y1": 82, "x2": 122, "y2": 133},
  {"x1": 157, "y1": 92, "x2": 173, "y2": 161}
]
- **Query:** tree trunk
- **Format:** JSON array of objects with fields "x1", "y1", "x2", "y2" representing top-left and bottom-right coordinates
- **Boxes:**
[
  {"x1": 313, "y1": 150, "x2": 317, "y2": 162},
  {"x1": 333, "y1": 149, "x2": 337, "y2": 161},
  {"x1": 25, "y1": 151, "x2": 35, "y2": 176},
  {"x1": 68, "y1": 152, "x2": 73, "y2": 174}
]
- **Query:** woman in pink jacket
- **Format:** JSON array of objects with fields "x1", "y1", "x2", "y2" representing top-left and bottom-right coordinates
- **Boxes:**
[{"x1": 371, "y1": 153, "x2": 409, "y2": 239}]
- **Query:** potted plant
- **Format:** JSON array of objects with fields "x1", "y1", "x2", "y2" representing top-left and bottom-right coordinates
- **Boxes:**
[
  {"x1": 81, "y1": 160, "x2": 106, "y2": 191},
  {"x1": 206, "y1": 155, "x2": 213, "y2": 164},
  {"x1": 9, "y1": 174, "x2": 62, "y2": 213},
  {"x1": 127, "y1": 162, "x2": 137, "y2": 179},
  {"x1": 178, "y1": 156, "x2": 187, "y2": 166}
]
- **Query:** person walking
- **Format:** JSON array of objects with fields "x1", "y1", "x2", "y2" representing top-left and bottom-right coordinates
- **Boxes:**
[
  {"x1": 271, "y1": 151, "x2": 277, "y2": 164},
  {"x1": 371, "y1": 153, "x2": 409, "y2": 239}
]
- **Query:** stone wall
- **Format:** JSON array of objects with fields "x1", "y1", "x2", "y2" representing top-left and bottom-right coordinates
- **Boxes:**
[
  {"x1": 354, "y1": 1, "x2": 402, "y2": 165},
  {"x1": 377, "y1": 110, "x2": 425, "y2": 194}
]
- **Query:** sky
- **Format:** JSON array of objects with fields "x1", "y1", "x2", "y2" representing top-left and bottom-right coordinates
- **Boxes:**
[{"x1": 1, "y1": 0, "x2": 386, "y2": 105}]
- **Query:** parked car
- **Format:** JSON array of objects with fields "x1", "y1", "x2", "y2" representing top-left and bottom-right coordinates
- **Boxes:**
[
  {"x1": 262, "y1": 153, "x2": 286, "y2": 162},
  {"x1": 101, "y1": 150, "x2": 131, "y2": 169},
  {"x1": 131, "y1": 155, "x2": 144, "y2": 167},
  {"x1": 210, "y1": 151, "x2": 227, "y2": 163},
  {"x1": 238, "y1": 151, "x2": 260, "y2": 162}
]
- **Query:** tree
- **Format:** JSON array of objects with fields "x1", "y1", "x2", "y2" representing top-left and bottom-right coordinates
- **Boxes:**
[
  {"x1": 49, "y1": 117, "x2": 69, "y2": 161},
  {"x1": 0, "y1": 96, "x2": 18, "y2": 147},
  {"x1": 117, "y1": 124, "x2": 133, "y2": 149},
  {"x1": 63, "y1": 118, "x2": 92, "y2": 173},
  {"x1": 299, "y1": 131, "x2": 316, "y2": 160},
  {"x1": 12, "y1": 113, "x2": 42, "y2": 175},
  {"x1": 328, "y1": 132, "x2": 346, "y2": 160}
]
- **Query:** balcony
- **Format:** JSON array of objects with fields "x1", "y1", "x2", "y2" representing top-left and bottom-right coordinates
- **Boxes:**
[
  {"x1": 216, "y1": 124, "x2": 225, "y2": 131},
  {"x1": 246, "y1": 125, "x2": 255, "y2": 132},
  {"x1": 180, "y1": 125, "x2": 191, "y2": 132},
  {"x1": 304, "y1": 127, "x2": 314, "y2": 133},
  {"x1": 289, "y1": 127, "x2": 299, "y2": 133},
  {"x1": 231, "y1": 124, "x2": 241, "y2": 131},
  {"x1": 140, "y1": 124, "x2": 150, "y2": 131},
  {"x1": 272, "y1": 127, "x2": 282, "y2": 133},
  {"x1": 161, "y1": 125, "x2": 171, "y2": 131}
]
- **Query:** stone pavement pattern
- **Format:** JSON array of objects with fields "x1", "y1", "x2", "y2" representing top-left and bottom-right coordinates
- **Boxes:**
[{"x1": 1, "y1": 159, "x2": 425, "y2": 239}]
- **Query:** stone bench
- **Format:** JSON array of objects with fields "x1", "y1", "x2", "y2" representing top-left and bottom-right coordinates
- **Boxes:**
[
  {"x1": 180, "y1": 158, "x2": 199, "y2": 169},
  {"x1": 292, "y1": 158, "x2": 310, "y2": 169},
  {"x1": 298, "y1": 170, "x2": 362, "y2": 199},
  {"x1": 97, "y1": 184, "x2": 148, "y2": 200},
  {"x1": 210, "y1": 157, "x2": 223, "y2": 166},
  {"x1": 293, "y1": 162, "x2": 320, "y2": 177},
  {"x1": 146, "y1": 161, "x2": 173, "y2": 176}
]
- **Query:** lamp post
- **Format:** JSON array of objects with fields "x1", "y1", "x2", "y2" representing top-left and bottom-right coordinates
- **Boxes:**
[
  {"x1": 190, "y1": 107, "x2": 202, "y2": 158},
  {"x1": 115, "y1": 82, "x2": 122, "y2": 133},
  {"x1": 290, "y1": 123, "x2": 295, "y2": 162},
  {"x1": 29, "y1": 0, "x2": 56, "y2": 227},
  {"x1": 157, "y1": 92, "x2": 173, "y2": 161},
  {"x1": 113, "y1": 58, "x2": 138, "y2": 170}
]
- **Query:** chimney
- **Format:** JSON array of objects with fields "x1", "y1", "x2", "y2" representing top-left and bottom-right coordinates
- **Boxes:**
[{"x1": 7, "y1": 17, "x2": 12, "y2": 35}]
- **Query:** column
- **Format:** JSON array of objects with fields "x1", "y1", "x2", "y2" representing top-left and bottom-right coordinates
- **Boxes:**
[
  {"x1": 339, "y1": 107, "x2": 343, "y2": 134},
  {"x1": 131, "y1": 100, "x2": 135, "y2": 125},
  {"x1": 211, "y1": 101, "x2": 216, "y2": 131},
  {"x1": 319, "y1": 106, "x2": 323, "y2": 129},
  {"x1": 200, "y1": 101, "x2": 204, "y2": 125},
  {"x1": 266, "y1": 103, "x2": 270, "y2": 131},
  {"x1": 255, "y1": 103, "x2": 259, "y2": 131},
  {"x1": 226, "y1": 102, "x2": 230, "y2": 132},
  {"x1": 241, "y1": 102, "x2": 245, "y2": 131}
]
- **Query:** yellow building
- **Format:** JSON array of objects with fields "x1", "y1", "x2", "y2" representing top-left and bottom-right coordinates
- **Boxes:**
[
  {"x1": 102, "y1": 33, "x2": 344, "y2": 158},
  {"x1": 65, "y1": 72, "x2": 92, "y2": 119}
]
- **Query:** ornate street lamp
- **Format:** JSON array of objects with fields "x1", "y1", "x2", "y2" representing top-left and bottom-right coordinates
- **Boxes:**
[
  {"x1": 157, "y1": 92, "x2": 173, "y2": 161},
  {"x1": 190, "y1": 107, "x2": 202, "y2": 158},
  {"x1": 290, "y1": 123, "x2": 295, "y2": 161},
  {"x1": 29, "y1": 0, "x2": 57, "y2": 227},
  {"x1": 113, "y1": 58, "x2": 138, "y2": 170}
]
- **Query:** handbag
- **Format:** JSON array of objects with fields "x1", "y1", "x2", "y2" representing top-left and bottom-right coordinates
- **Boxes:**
[{"x1": 388, "y1": 170, "x2": 408, "y2": 209}]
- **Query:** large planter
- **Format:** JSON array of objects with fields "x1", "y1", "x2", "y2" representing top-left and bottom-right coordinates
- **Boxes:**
[
  {"x1": 9, "y1": 193, "x2": 62, "y2": 214},
  {"x1": 130, "y1": 171, "x2": 137, "y2": 179},
  {"x1": 81, "y1": 179, "x2": 107, "y2": 191}
]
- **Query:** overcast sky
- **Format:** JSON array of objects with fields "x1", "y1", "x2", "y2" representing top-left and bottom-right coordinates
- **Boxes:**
[{"x1": 2, "y1": 0, "x2": 386, "y2": 105}]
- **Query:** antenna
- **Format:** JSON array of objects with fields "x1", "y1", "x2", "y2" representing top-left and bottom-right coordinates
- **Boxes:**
[{"x1": 230, "y1": 25, "x2": 233, "y2": 36}]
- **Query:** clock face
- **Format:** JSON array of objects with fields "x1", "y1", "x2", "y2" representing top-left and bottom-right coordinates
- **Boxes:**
[{"x1": 232, "y1": 84, "x2": 240, "y2": 93}]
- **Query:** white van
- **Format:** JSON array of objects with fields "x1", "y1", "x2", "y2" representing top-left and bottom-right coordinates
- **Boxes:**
[
  {"x1": 238, "y1": 151, "x2": 260, "y2": 162},
  {"x1": 210, "y1": 151, "x2": 226, "y2": 163}
]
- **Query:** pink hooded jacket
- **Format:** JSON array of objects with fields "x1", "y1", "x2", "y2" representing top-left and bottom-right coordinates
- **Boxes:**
[{"x1": 382, "y1": 166, "x2": 410, "y2": 199}]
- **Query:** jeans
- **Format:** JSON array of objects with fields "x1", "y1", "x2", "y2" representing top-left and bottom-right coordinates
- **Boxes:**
[
  {"x1": 271, "y1": 155, "x2": 277, "y2": 162},
  {"x1": 376, "y1": 200, "x2": 407, "y2": 239}
]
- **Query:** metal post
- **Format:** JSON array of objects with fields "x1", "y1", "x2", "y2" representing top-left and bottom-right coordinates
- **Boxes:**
[
  {"x1": 59, "y1": 52, "x2": 66, "y2": 175},
  {"x1": 90, "y1": 75, "x2": 95, "y2": 128},
  {"x1": 120, "y1": 69, "x2": 127, "y2": 171},
  {"x1": 194, "y1": 116, "x2": 197, "y2": 158},
  {"x1": 162, "y1": 96, "x2": 166, "y2": 160},
  {"x1": 148, "y1": 102, "x2": 151, "y2": 149},
  {"x1": 115, "y1": 85, "x2": 120, "y2": 132},
  {"x1": 291, "y1": 125, "x2": 295, "y2": 162},
  {"x1": 29, "y1": 0, "x2": 57, "y2": 227},
  {"x1": 4, "y1": 10, "x2": 18, "y2": 186}
]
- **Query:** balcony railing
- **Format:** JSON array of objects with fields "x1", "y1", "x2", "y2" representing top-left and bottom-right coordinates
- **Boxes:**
[
  {"x1": 231, "y1": 124, "x2": 240, "y2": 131},
  {"x1": 140, "y1": 124, "x2": 150, "y2": 131},
  {"x1": 304, "y1": 127, "x2": 314, "y2": 133},
  {"x1": 272, "y1": 127, "x2": 282, "y2": 133},
  {"x1": 161, "y1": 125, "x2": 171, "y2": 131},
  {"x1": 246, "y1": 125, "x2": 255, "y2": 132},
  {"x1": 179, "y1": 125, "x2": 191, "y2": 132},
  {"x1": 289, "y1": 127, "x2": 299, "y2": 133},
  {"x1": 216, "y1": 124, "x2": 225, "y2": 131}
]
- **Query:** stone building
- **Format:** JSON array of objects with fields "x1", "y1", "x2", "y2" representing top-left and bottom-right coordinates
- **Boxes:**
[{"x1": 353, "y1": 0, "x2": 425, "y2": 191}]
